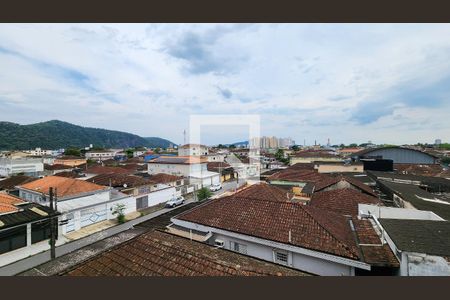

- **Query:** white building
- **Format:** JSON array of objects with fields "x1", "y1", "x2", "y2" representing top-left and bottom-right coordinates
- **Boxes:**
[
  {"x1": 148, "y1": 156, "x2": 220, "y2": 188},
  {"x1": 24, "y1": 148, "x2": 54, "y2": 156},
  {"x1": 178, "y1": 144, "x2": 209, "y2": 156},
  {"x1": 168, "y1": 192, "x2": 400, "y2": 276},
  {"x1": 359, "y1": 204, "x2": 450, "y2": 276},
  {"x1": 0, "y1": 157, "x2": 44, "y2": 177},
  {"x1": 85, "y1": 149, "x2": 117, "y2": 161},
  {"x1": 16, "y1": 176, "x2": 136, "y2": 235}
]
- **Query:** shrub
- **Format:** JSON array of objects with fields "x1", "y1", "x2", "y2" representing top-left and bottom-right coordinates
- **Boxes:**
[
  {"x1": 112, "y1": 203, "x2": 126, "y2": 224},
  {"x1": 197, "y1": 187, "x2": 212, "y2": 201}
]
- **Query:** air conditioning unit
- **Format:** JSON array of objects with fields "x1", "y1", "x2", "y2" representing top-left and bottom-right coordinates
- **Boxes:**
[{"x1": 214, "y1": 239, "x2": 224, "y2": 248}]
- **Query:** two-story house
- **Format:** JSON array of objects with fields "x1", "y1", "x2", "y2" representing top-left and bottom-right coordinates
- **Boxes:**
[
  {"x1": 178, "y1": 144, "x2": 208, "y2": 156},
  {"x1": 148, "y1": 156, "x2": 219, "y2": 188}
]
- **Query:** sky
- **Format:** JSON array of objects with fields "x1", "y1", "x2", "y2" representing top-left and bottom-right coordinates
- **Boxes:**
[{"x1": 0, "y1": 23, "x2": 449, "y2": 146}]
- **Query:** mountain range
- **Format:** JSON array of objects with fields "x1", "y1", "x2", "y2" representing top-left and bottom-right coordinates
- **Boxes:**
[{"x1": 0, "y1": 120, "x2": 175, "y2": 150}]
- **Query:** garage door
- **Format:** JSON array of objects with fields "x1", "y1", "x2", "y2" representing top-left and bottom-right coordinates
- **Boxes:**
[{"x1": 80, "y1": 205, "x2": 107, "y2": 228}]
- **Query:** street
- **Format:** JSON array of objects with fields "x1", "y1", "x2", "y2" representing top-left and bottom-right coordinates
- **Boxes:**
[{"x1": 9, "y1": 179, "x2": 245, "y2": 276}]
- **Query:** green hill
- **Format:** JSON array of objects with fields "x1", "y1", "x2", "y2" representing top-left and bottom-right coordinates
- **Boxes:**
[{"x1": 0, "y1": 120, "x2": 174, "y2": 150}]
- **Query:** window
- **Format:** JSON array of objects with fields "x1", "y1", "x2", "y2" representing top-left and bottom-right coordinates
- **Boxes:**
[
  {"x1": 230, "y1": 241, "x2": 247, "y2": 254},
  {"x1": 274, "y1": 250, "x2": 288, "y2": 265}
]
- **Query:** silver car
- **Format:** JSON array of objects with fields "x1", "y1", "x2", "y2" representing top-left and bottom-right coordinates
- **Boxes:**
[
  {"x1": 209, "y1": 183, "x2": 222, "y2": 192},
  {"x1": 166, "y1": 196, "x2": 185, "y2": 208}
]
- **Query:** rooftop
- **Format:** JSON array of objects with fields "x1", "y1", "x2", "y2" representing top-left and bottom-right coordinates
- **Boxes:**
[
  {"x1": 148, "y1": 156, "x2": 208, "y2": 165},
  {"x1": 377, "y1": 180, "x2": 450, "y2": 220},
  {"x1": 175, "y1": 196, "x2": 361, "y2": 259},
  {"x1": 233, "y1": 183, "x2": 292, "y2": 202},
  {"x1": 84, "y1": 165, "x2": 133, "y2": 175},
  {"x1": 18, "y1": 176, "x2": 108, "y2": 198},
  {"x1": 147, "y1": 173, "x2": 183, "y2": 184},
  {"x1": 353, "y1": 146, "x2": 439, "y2": 159},
  {"x1": 0, "y1": 201, "x2": 58, "y2": 229},
  {"x1": 0, "y1": 193, "x2": 26, "y2": 214},
  {"x1": 310, "y1": 188, "x2": 383, "y2": 216},
  {"x1": 379, "y1": 219, "x2": 450, "y2": 257},
  {"x1": 63, "y1": 230, "x2": 307, "y2": 276},
  {"x1": 0, "y1": 175, "x2": 37, "y2": 191},
  {"x1": 86, "y1": 173, "x2": 155, "y2": 188},
  {"x1": 179, "y1": 144, "x2": 208, "y2": 149}
]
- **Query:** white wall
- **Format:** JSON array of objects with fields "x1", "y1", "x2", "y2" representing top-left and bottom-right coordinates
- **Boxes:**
[
  {"x1": 400, "y1": 252, "x2": 450, "y2": 276},
  {"x1": 358, "y1": 204, "x2": 444, "y2": 221},
  {"x1": 210, "y1": 232, "x2": 354, "y2": 276}
]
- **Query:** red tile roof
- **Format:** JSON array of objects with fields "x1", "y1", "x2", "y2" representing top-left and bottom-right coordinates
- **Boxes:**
[
  {"x1": 148, "y1": 173, "x2": 183, "y2": 184},
  {"x1": 176, "y1": 196, "x2": 360, "y2": 259},
  {"x1": 87, "y1": 174, "x2": 154, "y2": 188},
  {"x1": 0, "y1": 175, "x2": 37, "y2": 191},
  {"x1": 0, "y1": 193, "x2": 26, "y2": 214},
  {"x1": 18, "y1": 176, "x2": 107, "y2": 198},
  {"x1": 291, "y1": 151, "x2": 338, "y2": 158},
  {"x1": 207, "y1": 162, "x2": 232, "y2": 172},
  {"x1": 394, "y1": 163, "x2": 450, "y2": 178},
  {"x1": 64, "y1": 230, "x2": 307, "y2": 276},
  {"x1": 84, "y1": 165, "x2": 133, "y2": 175},
  {"x1": 352, "y1": 219, "x2": 399, "y2": 267},
  {"x1": 44, "y1": 164, "x2": 73, "y2": 171},
  {"x1": 310, "y1": 188, "x2": 383, "y2": 216},
  {"x1": 148, "y1": 156, "x2": 208, "y2": 164},
  {"x1": 268, "y1": 168, "x2": 332, "y2": 183},
  {"x1": 314, "y1": 175, "x2": 377, "y2": 196},
  {"x1": 233, "y1": 183, "x2": 292, "y2": 202}
]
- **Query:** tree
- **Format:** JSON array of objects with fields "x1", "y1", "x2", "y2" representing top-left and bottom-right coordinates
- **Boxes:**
[
  {"x1": 291, "y1": 145, "x2": 299, "y2": 151},
  {"x1": 441, "y1": 157, "x2": 450, "y2": 165},
  {"x1": 349, "y1": 143, "x2": 358, "y2": 148},
  {"x1": 229, "y1": 144, "x2": 236, "y2": 149},
  {"x1": 154, "y1": 147, "x2": 161, "y2": 154},
  {"x1": 197, "y1": 187, "x2": 212, "y2": 201},
  {"x1": 112, "y1": 203, "x2": 126, "y2": 224},
  {"x1": 125, "y1": 148, "x2": 134, "y2": 158},
  {"x1": 64, "y1": 147, "x2": 81, "y2": 156}
]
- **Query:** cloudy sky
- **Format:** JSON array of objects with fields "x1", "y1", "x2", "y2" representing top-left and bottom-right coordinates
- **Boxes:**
[{"x1": 0, "y1": 24, "x2": 449, "y2": 145}]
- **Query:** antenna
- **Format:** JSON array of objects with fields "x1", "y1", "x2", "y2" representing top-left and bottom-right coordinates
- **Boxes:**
[{"x1": 183, "y1": 129, "x2": 187, "y2": 145}]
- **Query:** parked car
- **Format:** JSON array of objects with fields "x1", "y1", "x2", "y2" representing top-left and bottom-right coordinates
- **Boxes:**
[
  {"x1": 165, "y1": 196, "x2": 185, "y2": 208},
  {"x1": 209, "y1": 183, "x2": 222, "y2": 192}
]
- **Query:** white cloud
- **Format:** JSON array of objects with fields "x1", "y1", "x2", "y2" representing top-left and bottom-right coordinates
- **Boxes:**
[{"x1": 0, "y1": 23, "x2": 449, "y2": 145}]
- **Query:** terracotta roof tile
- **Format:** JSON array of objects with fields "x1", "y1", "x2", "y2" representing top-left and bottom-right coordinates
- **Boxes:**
[
  {"x1": 148, "y1": 173, "x2": 183, "y2": 184},
  {"x1": 0, "y1": 193, "x2": 26, "y2": 214},
  {"x1": 176, "y1": 196, "x2": 360, "y2": 259},
  {"x1": 233, "y1": 183, "x2": 292, "y2": 202},
  {"x1": 64, "y1": 230, "x2": 307, "y2": 276},
  {"x1": 18, "y1": 176, "x2": 107, "y2": 198},
  {"x1": 310, "y1": 188, "x2": 382, "y2": 216},
  {"x1": 0, "y1": 175, "x2": 37, "y2": 191}
]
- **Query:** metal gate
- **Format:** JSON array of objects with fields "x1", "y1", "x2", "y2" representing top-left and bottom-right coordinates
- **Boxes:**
[
  {"x1": 80, "y1": 205, "x2": 107, "y2": 228},
  {"x1": 136, "y1": 196, "x2": 148, "y2": 210}
]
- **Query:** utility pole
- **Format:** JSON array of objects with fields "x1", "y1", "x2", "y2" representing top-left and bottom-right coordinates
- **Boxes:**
[{"x1": 49, "y1": 187, "x2": 56, "y2": 260}]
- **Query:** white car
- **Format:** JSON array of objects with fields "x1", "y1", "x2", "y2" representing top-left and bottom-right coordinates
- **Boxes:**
[
  {"x1": 165, "y1": 196, "x2": 185, "y2": 208},
  {"x1": 209, "y1": 183, "x2": 222, "y2": 192}
]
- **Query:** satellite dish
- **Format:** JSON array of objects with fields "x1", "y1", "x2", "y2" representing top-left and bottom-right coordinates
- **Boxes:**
[{"x1": 123, "y1": 183, "x2": 128, "y2": 188}]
